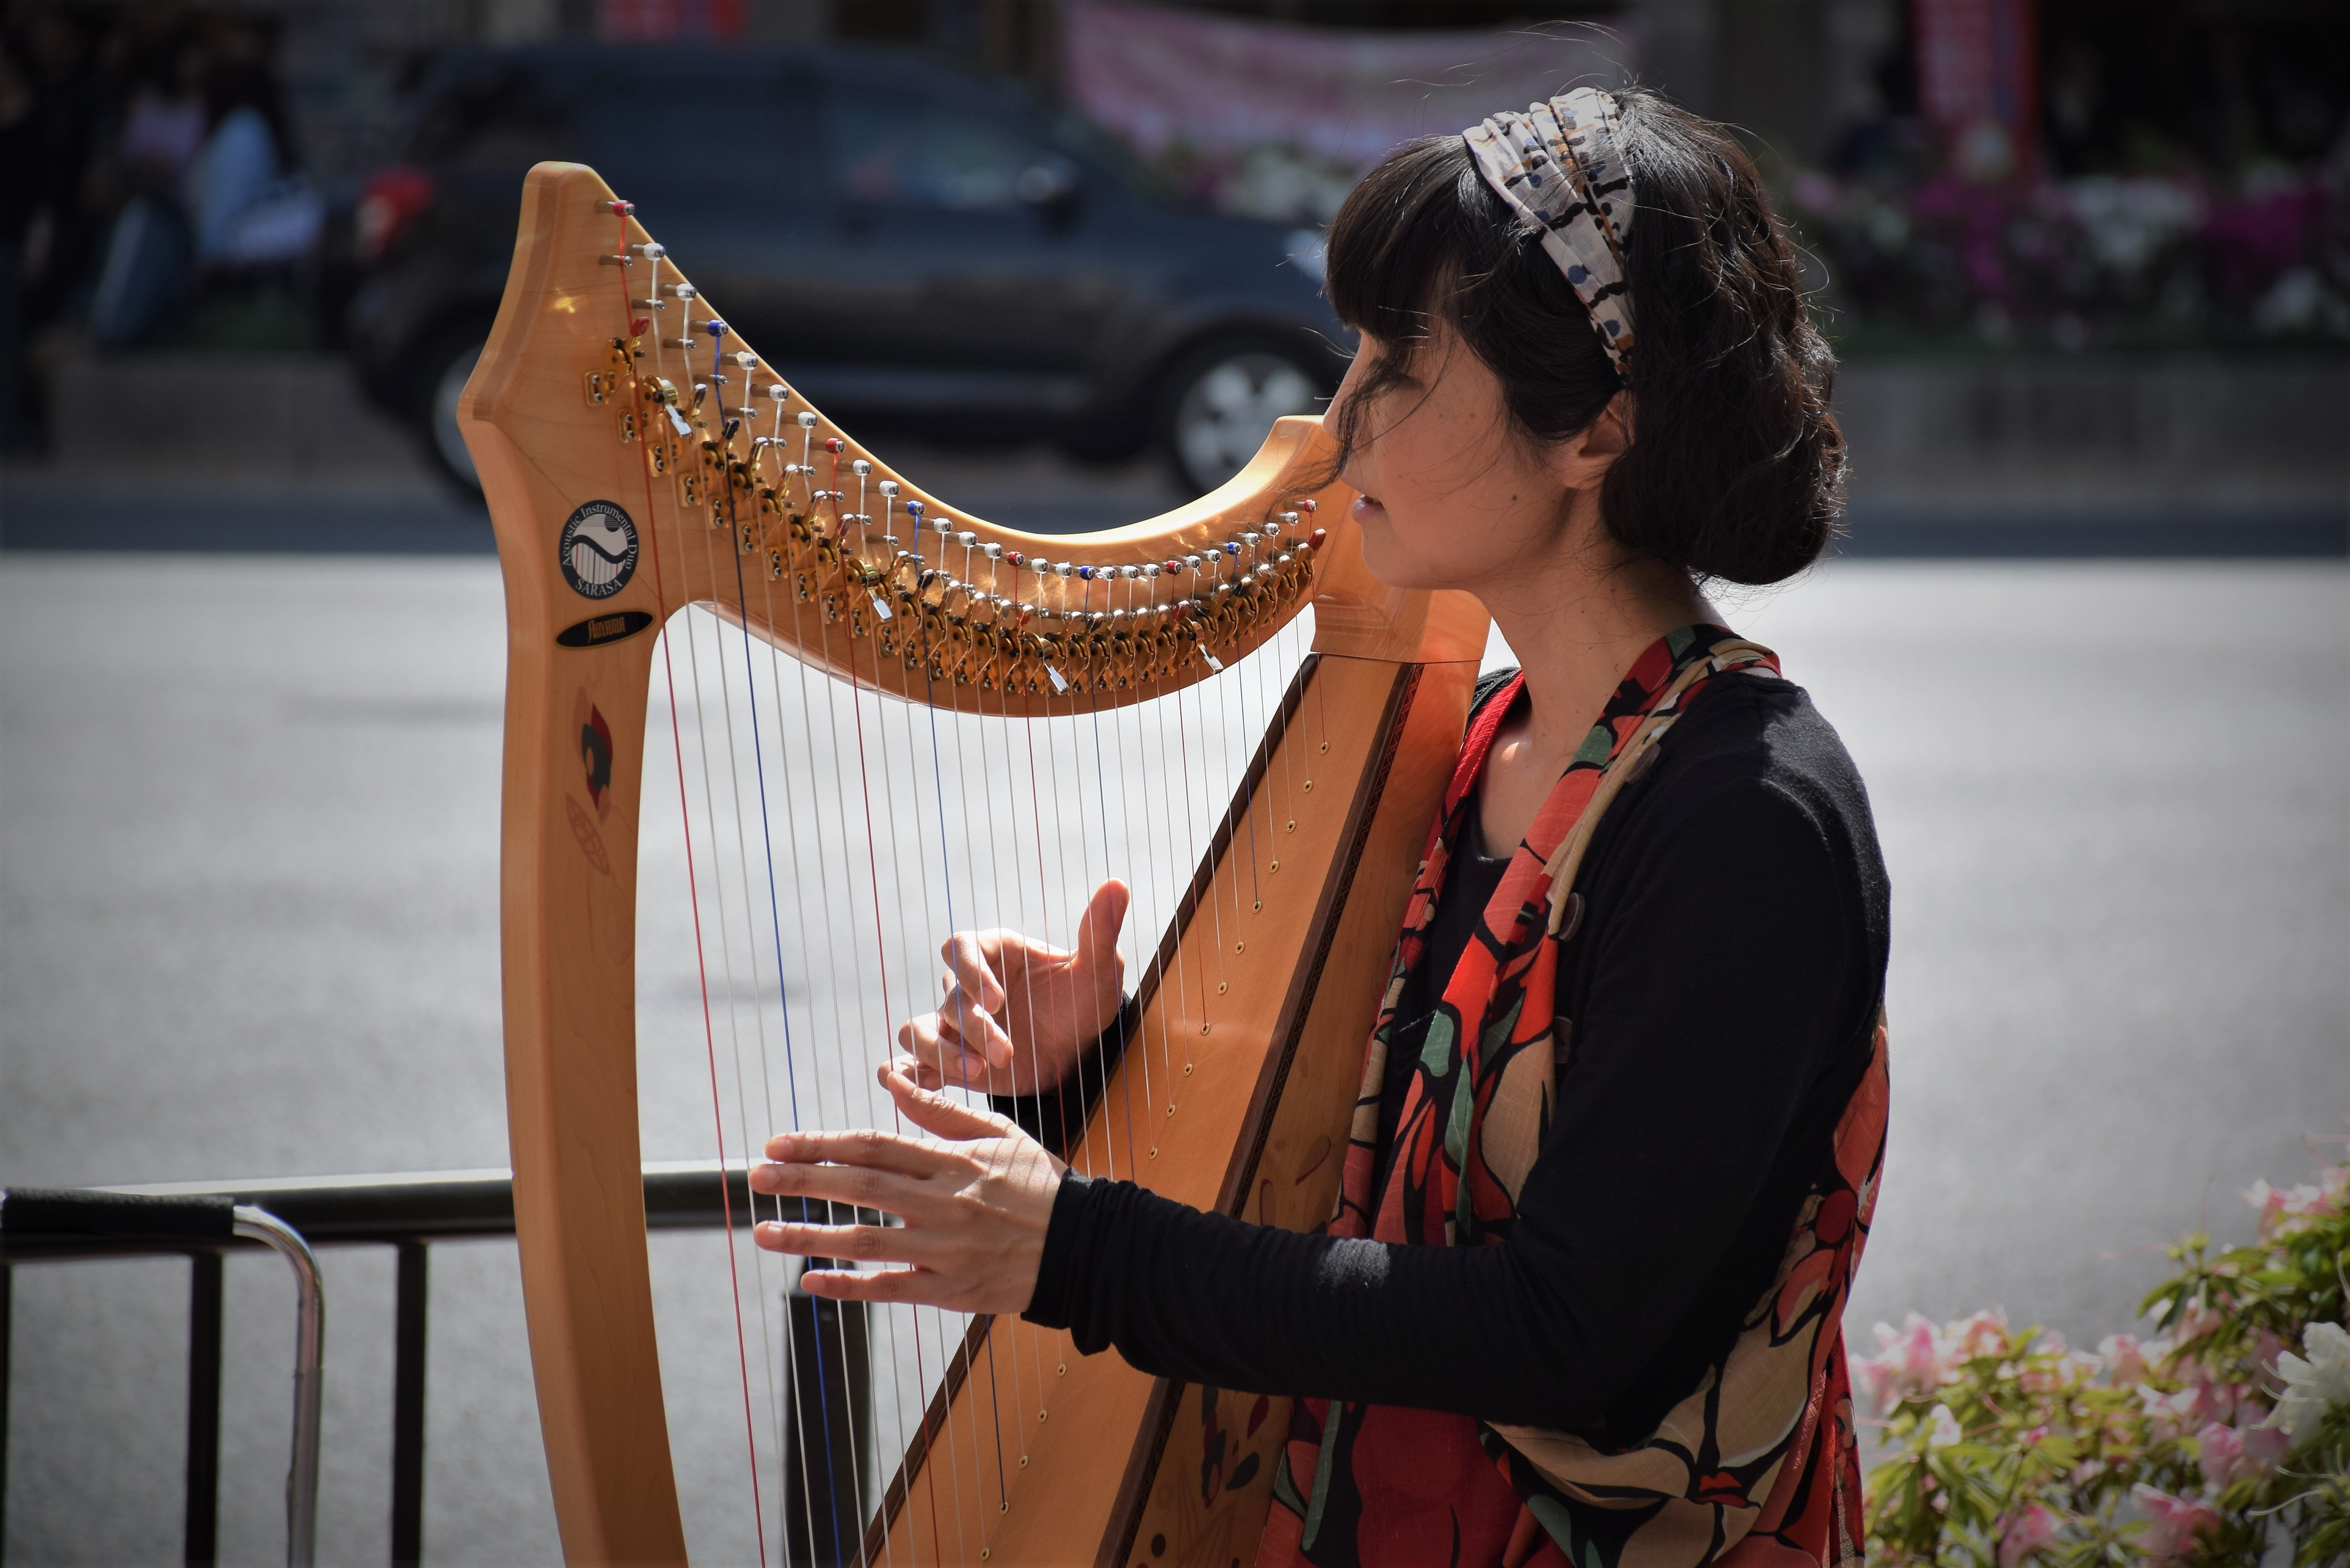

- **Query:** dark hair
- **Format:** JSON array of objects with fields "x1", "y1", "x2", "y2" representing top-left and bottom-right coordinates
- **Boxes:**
[{"x1": 1322, "y1": 88, "x2": 1844, "y2": 586}]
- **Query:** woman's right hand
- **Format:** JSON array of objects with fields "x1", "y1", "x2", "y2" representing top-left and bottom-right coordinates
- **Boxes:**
[{"x1": 895, "y1": 879, "x2": 1130, "y2": 1097}]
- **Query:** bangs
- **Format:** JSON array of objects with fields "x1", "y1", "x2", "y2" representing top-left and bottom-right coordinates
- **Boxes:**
[{"x1": 1323, "y1": 136, "x2": 1506, "y2": 357}]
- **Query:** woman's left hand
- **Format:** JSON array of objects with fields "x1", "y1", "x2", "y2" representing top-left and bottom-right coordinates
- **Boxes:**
[{"x1": 748, "y1": 1057, "x2": 1065, "y2": 1313}]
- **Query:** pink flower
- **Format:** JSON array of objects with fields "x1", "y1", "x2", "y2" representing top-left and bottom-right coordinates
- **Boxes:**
[
  {"x1": 2235, "y1": 1403, "x2": 2291, "y2": 1472},
  {"x1": 2101, "y1": 1333, "x2": 2152, "y2": 1385},
  {"x1": 2139, "y1": 1383, "x2": 2203, "y2": 1444},
  {"x1": 2246, "y1": 1176, "x2": 2335, "y2": 1238},
  {"x1": 2171, "y1": 1303, "x2": 2226, "y2": 1349},
  {"x1": 2244, "y1": 1179, "x2": 2291, "y2": 1239},
  {"x1": 1998, "y1": 1502, "x2": 2062, "y2": 1568},
  {"x1": 1863, "y1": 1312, "x2": 1953, "y2": 1409},
  {"x1": 1954, "y1": 1310, "x2": 2012, "y2": 1361},
  {"x1": 2133, "y1": 1485, "x2": 2221, "y2": 1562},
  {"x1": 1850, "y1": 1351, "x2": 1896, "y2": 1417},
  {"x1": 2196, "y1": 1421, "x2": 2248, "y2": 1485}
]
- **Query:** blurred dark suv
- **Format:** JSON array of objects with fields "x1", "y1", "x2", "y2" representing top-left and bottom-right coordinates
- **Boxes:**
[{"x1": 345, "y1": 42, "x2": 1349, "y2": 495}]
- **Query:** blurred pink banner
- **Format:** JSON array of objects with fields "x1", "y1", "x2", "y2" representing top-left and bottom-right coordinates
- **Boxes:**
[{"x1": 1065, "y1": 1, "x2": 1635, "y2": 170}]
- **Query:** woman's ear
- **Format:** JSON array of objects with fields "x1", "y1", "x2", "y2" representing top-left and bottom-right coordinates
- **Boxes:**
[{"x1": 1544, "y1": 391, "x2": 1633, "y2": 493}]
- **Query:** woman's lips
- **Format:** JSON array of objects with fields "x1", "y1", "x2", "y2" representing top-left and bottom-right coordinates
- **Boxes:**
[{"x1": 1353, "y1": 492, "x2": 1385, "y2": 519}]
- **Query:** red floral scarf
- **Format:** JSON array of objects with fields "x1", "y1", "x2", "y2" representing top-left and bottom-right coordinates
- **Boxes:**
[{"x1": 1259, "y1": 627, "x2": 1890, "y2": 1568}]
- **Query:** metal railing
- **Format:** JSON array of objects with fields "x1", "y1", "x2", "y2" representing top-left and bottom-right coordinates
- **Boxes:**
[{"x1": 0, "y1": 1164, "x2": 871, "y2": 1566}]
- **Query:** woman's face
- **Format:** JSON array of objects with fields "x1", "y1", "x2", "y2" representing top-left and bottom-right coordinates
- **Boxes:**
[{"x1": 1331, "y1": 323, "x2": 1604, "y2": 596}]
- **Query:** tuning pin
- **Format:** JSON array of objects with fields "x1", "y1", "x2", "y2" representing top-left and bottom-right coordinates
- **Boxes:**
[
  {"x1": 957, "y1": 531, "x2": 977, "y2": 547},
  {"x1": 877, "y1": 478, "x2": 897, "y2": 497},
  {"x1": 766, "y1": 383, "x2": 788, "y2": 402},
  {"x1": 1054, "y1": 561, "x2": 1074, "y2": 578},
  {"x1": 629, "y1": 241, "x2": 664, "y2": 259},
  {"x1": 1298, "y1": 497, "x2": 1318, "y2": 513},
  {"x1": 1183, "y1": 554, "x2": 1201, "y2": 570},
  {"x1": 797, "y1": 411, "x2": 817, "y2": 429},
  {"x1": 666, "y1": 282, "x2": 696, "y2": 300},
  {"x1": 1223, "y1": 541, "x2": 1241, "y2": 556},
  {"x1": 982, "y1": 543, "x2": 1003, "y2": 560},
  {"x1": 904, "y1": 498, "x2": 925, "y2": 520},
  {"x1": 1004, "y1": 549, "x2": 1023, "y2": 567},
  {"x1": 702, "y1": 319, "x2": 729, "y2": 341},
  {"x1": 729, "y1": 352, "x2": 757, "y2": 371},
  {"x1": 602, "y1": 199, "x2": 635, "y2": 215},
  {"x1": 1076, "y1": 565, "x2": 1095, "y2": 580},
  {"x1": 824, "y1": 437, "x2": 845, "y2": 454},
  {"x1": 850, "y1": 458, "x2": 870, "y2": 477}
]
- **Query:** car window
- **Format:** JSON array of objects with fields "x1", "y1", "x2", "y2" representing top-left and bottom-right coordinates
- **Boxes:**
[
  {"x1": 581, "y1": 77, "x2": 808, "y2": 199},
  {"x1": 408, "y1": 63, "x2": 573, "y2": 171},
  {"x1": 824, "y1": 91, "x2": 1051, "y2": 212}
]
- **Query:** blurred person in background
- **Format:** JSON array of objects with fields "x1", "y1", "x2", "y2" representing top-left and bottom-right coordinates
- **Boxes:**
[
  {"x1": 0, "y1": 2, "x2": 103, "y2": 446},
  {"x1": 88, "y1": 14, "x2": 318, "y2": 348}
]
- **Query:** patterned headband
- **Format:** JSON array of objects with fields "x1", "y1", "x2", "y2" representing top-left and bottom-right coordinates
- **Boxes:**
[{"x1": 1462, "y1": 87, "x2": 1635, "y2": 380}]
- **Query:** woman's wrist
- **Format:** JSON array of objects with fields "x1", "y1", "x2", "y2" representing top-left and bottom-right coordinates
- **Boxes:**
[{"x1": 1020, "y1": 1166, "x2": 1099, "y2": 1325}]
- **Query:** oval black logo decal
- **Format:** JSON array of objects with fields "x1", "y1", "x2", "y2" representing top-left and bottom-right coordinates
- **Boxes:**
[
  {"x1": 556, "y1": 609, "x2": 656, "y2": 649},
  {"x1": 559, "y1": 501, "x2": 639, "y2": 599}
]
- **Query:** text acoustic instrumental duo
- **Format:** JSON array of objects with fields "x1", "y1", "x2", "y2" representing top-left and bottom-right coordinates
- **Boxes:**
[{"x1": 471, "y1": 162, "x2": 1491, "y2": 1566}]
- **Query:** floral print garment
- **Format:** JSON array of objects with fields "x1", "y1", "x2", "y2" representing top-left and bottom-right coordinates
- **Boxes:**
[{"x1": 1259, "y1": 627, "x2": 1890, "y2": 1568}]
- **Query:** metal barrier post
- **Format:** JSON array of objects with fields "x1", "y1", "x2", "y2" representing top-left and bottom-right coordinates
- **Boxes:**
[
  {"x1": 229, "y1": 1209, "x2": 321, "y2": 1568},
  {"x1": 186, "y1": 1252, "x2": 225, "y2": 1567},
  {"x1": 390, "y1": 1241, "x2": 428, "y2": 1567}
]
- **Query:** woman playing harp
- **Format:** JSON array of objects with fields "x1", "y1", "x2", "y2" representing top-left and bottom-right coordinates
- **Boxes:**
[{"x1": 748, "y1": 87, "x2": 1891, "y2": 1568}]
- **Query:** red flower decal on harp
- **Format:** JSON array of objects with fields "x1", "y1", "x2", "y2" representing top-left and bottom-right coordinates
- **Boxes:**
[{"x1": 581, "y1": 705, "x2": 614, "y2": 810}]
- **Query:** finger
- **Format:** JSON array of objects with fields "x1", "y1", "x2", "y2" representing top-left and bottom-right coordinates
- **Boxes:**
[
  {"x1": 752, "y1": 1219, "x2": 909, "y2": 1265},
  {"x1": 756, "y1": 1126, "x2": 945, "y2": 1177},
  {"x1": 798, "y1": 1266, "x2": 935, "y2": 1305},
  {"x1": 888, "y1": 1050, "x2": 946, "y2": 1092},
  {"x1": 936, "y1": 985, "x2": 1020, "y2": 1070},
  {"x1": 896, "y1": 1012, "x2": 960, "y2": 1082},
  {"x1": 879, "y1": 1058, "x2": 1015, "y2": 1140},
  {"x1": 1074, "y1": 879, "x2": 1131, "y2": 975},
  {"x1": 941, "y1": 931, "x2": 1009, "y2": 1016}
]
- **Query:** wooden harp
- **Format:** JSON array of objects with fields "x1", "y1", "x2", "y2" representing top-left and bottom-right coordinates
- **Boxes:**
[{"x1": 471, "y1": 163, "x2": 1487, "y2": 1566}]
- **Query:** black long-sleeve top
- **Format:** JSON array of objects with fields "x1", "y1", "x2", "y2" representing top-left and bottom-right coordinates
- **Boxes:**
[{"x1": 998, "y1": 666, "x2": 1890, "y2": 1445}]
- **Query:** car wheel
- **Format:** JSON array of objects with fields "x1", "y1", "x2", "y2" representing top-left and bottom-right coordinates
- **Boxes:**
[
  {"x1": 419, "y1": 331, "x2": 486, "y2": 493},
  {"x1": 1161, "y1": 343, "x2": 1328, "y2": 495}
]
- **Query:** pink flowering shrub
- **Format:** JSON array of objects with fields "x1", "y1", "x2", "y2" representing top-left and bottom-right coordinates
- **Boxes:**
[{"x1": 1861, "y1": 1146, "x2": 2349, "y2": 1567}]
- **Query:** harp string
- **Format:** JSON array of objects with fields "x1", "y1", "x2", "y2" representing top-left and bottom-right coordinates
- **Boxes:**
[
  {"x1": 684, "y1": 545, "x2": 790, "y2": 1560},
  {"x1": 878, "y1": 531, "x2": 983, "y2": 1565},
  {"x1": 712, "y1": 448, "x2": 848, "y2": 1566},
  {"x1": 767, "y1": 529, "x2": 885, "y2": 1567},
  {"x1": 617, "y1": 229, "x2": 771, "y2": 1568},
  {"x1": 960, "y1": 537, "x2": 1043, "y2": 1483},
  {"x1": 831, "y1": 498, "x2": 949, "y2": 1568},
  {"x1": 677, "y1": 304, "x2": 833, "y2": 1568}
]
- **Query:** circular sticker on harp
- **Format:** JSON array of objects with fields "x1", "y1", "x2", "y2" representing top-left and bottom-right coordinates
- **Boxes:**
[{"x1": 558, "y1": 501, "x2": 639, "y2": 599}]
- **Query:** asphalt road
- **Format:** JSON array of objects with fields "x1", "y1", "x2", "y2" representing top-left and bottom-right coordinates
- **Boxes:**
[{"x1": 2, "y1": 543, "x2": 2344, "y2": 1566}]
